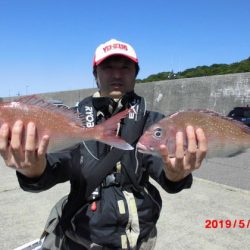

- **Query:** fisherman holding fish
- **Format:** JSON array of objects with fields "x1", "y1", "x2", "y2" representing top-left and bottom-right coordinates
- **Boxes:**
[{"x1": 0, "y1": 39, "x2": 208, "y2": 249}]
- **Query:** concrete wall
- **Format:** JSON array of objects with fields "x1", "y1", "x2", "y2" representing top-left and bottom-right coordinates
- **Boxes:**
[
  {"x1": 136, "y1": 72, "x2": 250, "y2": 116},
  {"x1": 3, "y1": 72, "x2": 250, "y2": 116}
]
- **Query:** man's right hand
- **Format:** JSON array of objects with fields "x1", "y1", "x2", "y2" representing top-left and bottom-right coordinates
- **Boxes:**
[{"x1": 0, "y1": 121, "x2": 50, "y2": 178}]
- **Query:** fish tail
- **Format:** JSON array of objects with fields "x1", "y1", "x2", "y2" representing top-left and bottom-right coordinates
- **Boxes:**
[{"x1": 95, "y1": 108, "x2": 133, "y2": 150}]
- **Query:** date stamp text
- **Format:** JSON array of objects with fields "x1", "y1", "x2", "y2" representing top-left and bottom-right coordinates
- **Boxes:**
[{"x1": 205, "y1": 219, "x2": 250, "y2": 229}]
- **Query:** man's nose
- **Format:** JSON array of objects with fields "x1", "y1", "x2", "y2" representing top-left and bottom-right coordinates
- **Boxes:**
[{"x1": 112, "y1": 68, "x2": 122, "y2": 78}]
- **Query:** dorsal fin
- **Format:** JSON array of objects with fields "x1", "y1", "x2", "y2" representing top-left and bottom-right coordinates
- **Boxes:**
[
  {"x1": 15, "y1": 95, "x2": 47, "y2": 106},
  {"x1": 170, "y1": 109, "x2": 250, "y2": 134},
  {"x1": 15, "y1": 95, "x2": 85, "y2": 127},
  {"x1": 191, "y1": 109, "x2": 250, "y2": 133}
]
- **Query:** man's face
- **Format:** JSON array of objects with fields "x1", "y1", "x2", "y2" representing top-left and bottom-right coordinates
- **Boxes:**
[{"x1": 95, "y1": 56, "x2": 137, "y2": 99}]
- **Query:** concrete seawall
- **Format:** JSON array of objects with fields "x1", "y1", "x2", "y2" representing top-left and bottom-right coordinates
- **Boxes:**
[
  {"x1": 142, "y1": 72, "x2": 250, "y2": 115},
  {"x1": 3, "y1": 72, "x2": 249, "y2": 116}
]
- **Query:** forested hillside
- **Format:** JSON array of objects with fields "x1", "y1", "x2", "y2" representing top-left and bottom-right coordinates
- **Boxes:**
[{"x1": 136, "y1": 57, "x2": 250, "y2": 83}]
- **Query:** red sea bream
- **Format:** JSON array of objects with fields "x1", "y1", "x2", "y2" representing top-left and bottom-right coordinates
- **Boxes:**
[
  {"x1": 0, "y1": 96, "x2": 133, "y2": 152},
  {"x1": 137, "y1": 110, "x2": 250, "y2": 158}
]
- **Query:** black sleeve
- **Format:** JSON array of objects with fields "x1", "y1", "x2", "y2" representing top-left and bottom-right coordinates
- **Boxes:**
[{"x1": 16, "y1": 144, "x2": 82, "y2": 192}]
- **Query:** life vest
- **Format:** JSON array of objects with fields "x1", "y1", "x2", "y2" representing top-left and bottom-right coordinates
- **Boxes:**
[{"x1": 59, "y1": 92, "x2": 162, "y2": 249}]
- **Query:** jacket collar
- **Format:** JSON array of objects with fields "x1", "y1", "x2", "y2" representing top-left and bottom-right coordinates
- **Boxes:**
[{"x1": 92, "y1": 91, "x2": 138, "y2": 118}]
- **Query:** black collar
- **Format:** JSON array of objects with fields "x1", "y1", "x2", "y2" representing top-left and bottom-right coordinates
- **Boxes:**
[{"x1": 92, "y1": 91, "x2": 138, "y2": 118}]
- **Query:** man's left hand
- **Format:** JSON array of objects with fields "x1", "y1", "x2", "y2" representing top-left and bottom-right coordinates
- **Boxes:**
[{"x1": 159, "y1": 126, "x2": 207, "y2": 182}]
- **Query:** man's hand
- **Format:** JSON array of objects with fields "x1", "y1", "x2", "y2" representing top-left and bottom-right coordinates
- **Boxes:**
[
  {"x1": 0, "y1": 121, "x2": 50, "y2": 177},
  {"x1": 159, "y1": 126, "x2": 207, "y2": 182}
]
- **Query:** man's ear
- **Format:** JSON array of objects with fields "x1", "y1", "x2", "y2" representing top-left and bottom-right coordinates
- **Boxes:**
[
  {"x1": 96, "y1": 79, "x2": 100, "y2": 88},
  {"x1": 93, "y1": 66, "x2": 97, "y2": 78},
  {"x1": 93, "y1": 67, "x2": 99, "y2": 88}
]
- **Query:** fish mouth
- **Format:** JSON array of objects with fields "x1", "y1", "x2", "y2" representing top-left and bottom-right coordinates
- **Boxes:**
[{"x1": 136, "y1": 142, "x2": 155, "y2": 154}]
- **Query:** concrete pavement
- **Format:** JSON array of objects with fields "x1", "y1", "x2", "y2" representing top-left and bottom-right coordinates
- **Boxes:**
[
  {"x1": 155, "y1": 178, "x2": 250, "y2": 250},
  {"x1": 0, "y1": 152, "x2": 250, "y2": 250}
]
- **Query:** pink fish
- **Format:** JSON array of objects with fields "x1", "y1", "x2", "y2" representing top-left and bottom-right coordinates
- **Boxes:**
[
  {"x1": 0, "y1": 96, "x2": 133, "y2": 152},
  {"x1": 137, "y1": 110, "x2": 250, "y2": 158}
]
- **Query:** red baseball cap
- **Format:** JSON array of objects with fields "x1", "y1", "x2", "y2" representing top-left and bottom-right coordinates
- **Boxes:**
[{"x1": 93, "y1": 39, "x2": 138, "y2": 66}]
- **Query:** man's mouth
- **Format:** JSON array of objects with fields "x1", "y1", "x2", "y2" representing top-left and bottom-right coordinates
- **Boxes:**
[{"x1": 111, "y1": 83, "x2": 123, "y2": 87}]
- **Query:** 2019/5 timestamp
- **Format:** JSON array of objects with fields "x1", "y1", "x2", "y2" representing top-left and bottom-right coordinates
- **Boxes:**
[{"x1": 205, "y1": 219, "x2": 250, "y2": 229}]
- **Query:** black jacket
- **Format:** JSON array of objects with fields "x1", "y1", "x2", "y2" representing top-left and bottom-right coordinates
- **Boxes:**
[{"x1": 17, "y1": 92, "x2": 192, "y2": 249}]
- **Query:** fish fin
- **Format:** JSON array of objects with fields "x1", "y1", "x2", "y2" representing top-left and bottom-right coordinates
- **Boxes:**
[
  {"x1": 97, "y1": 108, "x2": 134, "y2": 150},
  {"x1": 169, "y1": 109, "x2": 221, "y2": 118},
  {"x1": 227, "y1": 149, "x2": 246, "y2": 157},
  {"x1": 194, "y1": 109, "x2": 250, "y2": 133},
  {"x1": 15, "y1": 95, "x2": 85, "y2": 127},
  {"x1": 170, "y1": 109, "x2": 250, "y2": 134},
  {"x1": 241, "y1": 125, "x2": 250, "y2": 134},
  {"x1": 102, "y1": 108, "x2": 132, "y2": 129},
  {"x1": 100, "y1": 136, "x2": 133, "y2": 150}
]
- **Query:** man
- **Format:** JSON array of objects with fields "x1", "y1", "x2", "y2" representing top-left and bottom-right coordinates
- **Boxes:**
[{"x1": 0, "y1": 39, "x2": 207, "y2": 249}]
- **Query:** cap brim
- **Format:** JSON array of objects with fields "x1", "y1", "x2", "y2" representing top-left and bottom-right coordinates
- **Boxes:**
[{"x1": 94, "y1": 53, "x2": 138, "y2": 66}]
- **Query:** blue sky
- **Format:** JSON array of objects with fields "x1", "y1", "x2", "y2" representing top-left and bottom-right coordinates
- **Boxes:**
[{"x1": 0, "y1": 0, "x2": 249, "y2": 98}]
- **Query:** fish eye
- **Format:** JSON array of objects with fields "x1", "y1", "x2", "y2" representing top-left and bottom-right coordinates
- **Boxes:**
[{"x1": 153, "y1": 128, "x2": 163, "y2": 138}]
